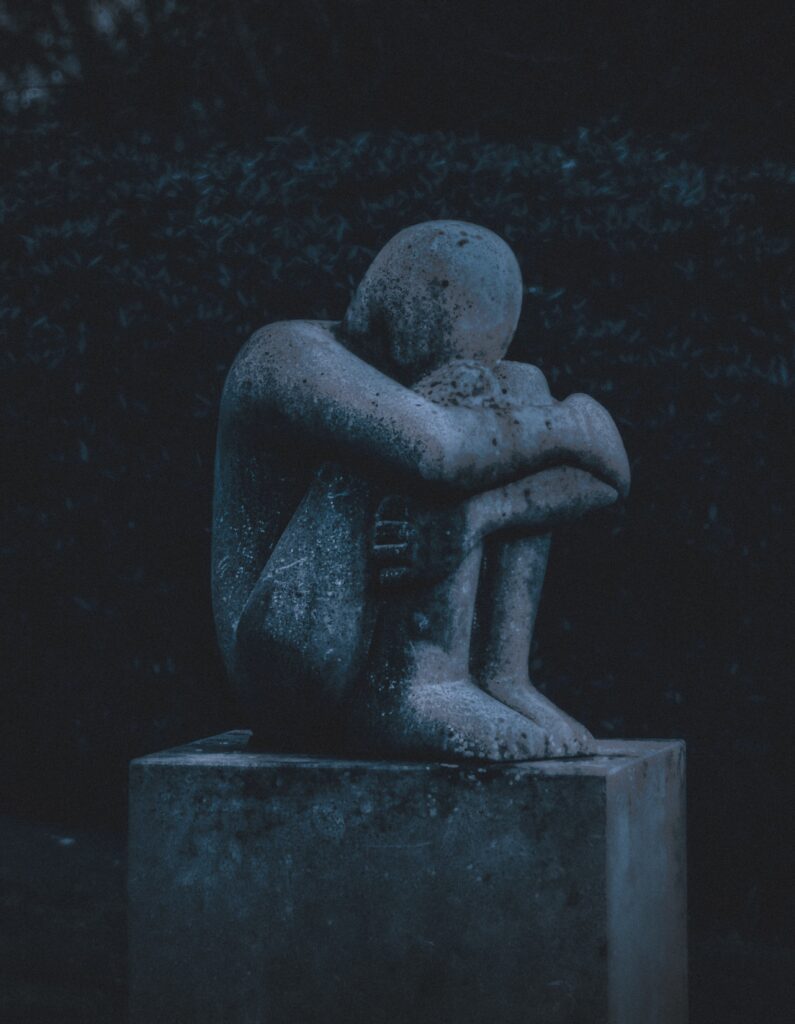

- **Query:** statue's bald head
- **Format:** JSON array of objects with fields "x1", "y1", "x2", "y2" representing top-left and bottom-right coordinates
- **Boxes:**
[{"x1": 343, "y1": 221, "x2": 523, "y2": 383}]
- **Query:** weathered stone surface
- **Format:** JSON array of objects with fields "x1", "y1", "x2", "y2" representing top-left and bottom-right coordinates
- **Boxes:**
[
  {"x1": 212, "y1": 220, "x2": 631, "y2": 761},
  {"x1": 129, "y1": 733, "x2": 686, "y2": 1024}
]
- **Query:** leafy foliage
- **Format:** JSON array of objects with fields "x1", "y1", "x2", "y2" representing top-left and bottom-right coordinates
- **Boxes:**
[
  {"x1": 2, "y1": 120, "x2": 792, "y2": 939},
  {"x1": 1, "y1": 1, "x2": 791, "y2": 143}
]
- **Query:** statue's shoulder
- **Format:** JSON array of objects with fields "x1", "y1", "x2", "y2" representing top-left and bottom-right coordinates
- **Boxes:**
[
  {"x1": 222, "y1": 319, "x2": 342, "y2": 407},
  {"x1": 231, "y1": 319, "x2": 339, "y2": 372}
]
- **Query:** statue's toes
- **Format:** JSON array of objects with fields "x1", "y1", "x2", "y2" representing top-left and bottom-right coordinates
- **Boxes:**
[
  {"x1": 505, "y1": 719, "x2": 548, "y2": 760},
  {"x1": 574, "y1": 724, "x2": 596, "y2": 755},
  {"x1": 470, "y1": 707, "x2": 549, "y2": 761},
  {"x1": 543, "y1": 732, "x2": 568, "y2": 758},
  {"x1": 560, "y1": 716, "x2": 595, "y2": 755},
  {"x1": 544, "y1": 720, "x2": 591, "y2": 757}
]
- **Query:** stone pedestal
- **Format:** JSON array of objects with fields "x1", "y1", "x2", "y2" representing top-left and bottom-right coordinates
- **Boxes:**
[{"x1": 129, "y1": 733, "x2": 687, "y2": 1024}]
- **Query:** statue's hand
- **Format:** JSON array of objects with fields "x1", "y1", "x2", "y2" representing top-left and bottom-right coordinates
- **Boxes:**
[
  {"x1": 561, "y1": 393, "x2": 631, "y2": 497},
  {"x1": 371, "y1": 495, "x2": 475, "y2": 587}
]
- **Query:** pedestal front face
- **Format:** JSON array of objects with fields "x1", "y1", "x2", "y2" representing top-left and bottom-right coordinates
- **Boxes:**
[{"x1": 129, "y1": 734, "x2": 686, "y2": 1024}]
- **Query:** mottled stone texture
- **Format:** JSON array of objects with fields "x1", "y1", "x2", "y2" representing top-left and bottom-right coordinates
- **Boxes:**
[
  {"x1": 129, "y1": 733, "x2": 686, "y2": 1024},
  {"x1": 213, "y1": 221, "x2": 631, "y2": 762}
]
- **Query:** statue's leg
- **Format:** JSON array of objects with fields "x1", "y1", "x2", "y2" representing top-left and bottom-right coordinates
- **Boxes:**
[
  {"x1": 474, "y1": 533, "x2": 594, "y2": 756},
  {"x1": 350, "y1": 535, "x2": 550, "y2": 761},
  {"x1": 234, "y1": 462, "x2": 377, "y2": 753}
]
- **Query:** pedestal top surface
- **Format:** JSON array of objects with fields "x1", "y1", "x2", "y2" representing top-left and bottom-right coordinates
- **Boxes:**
[{"x1": 132, "y1": 730, "x2": 683, "y2": 777}]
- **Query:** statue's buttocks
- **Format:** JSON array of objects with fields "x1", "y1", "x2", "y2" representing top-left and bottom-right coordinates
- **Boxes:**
[{"x1": 212, "y1": 221, "x2": 630, "y2": 759}]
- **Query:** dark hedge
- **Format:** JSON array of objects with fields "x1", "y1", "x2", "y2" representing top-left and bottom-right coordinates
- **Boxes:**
[
  {"x1": 3, "y1": 1, "x2": 792, "y2": 147},
  {"x1": 1, "y1": 121, "x2": 792, "y2": 941}
]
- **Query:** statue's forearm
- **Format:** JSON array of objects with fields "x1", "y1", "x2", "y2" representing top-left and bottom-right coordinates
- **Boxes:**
[
  {"x1": 440, "y1": 398, "x2": 629, "y2": 498},
  {"x1": 226, "y1": 325, "x2": 628, "y2": 499},
  {"x1": 227, "y1": 324, "x2": 582, "y2": 493},
  {"x1": 463, "y1": 466, "x2": 619, "y2": 543},
  {"x1": 432, "y1": 401, "x2": 577, "y2": 492}
]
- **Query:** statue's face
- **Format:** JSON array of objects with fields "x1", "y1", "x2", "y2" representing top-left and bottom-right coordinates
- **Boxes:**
[{"x1": 344, "y1": 221, "x2": 523, "y2": 383}]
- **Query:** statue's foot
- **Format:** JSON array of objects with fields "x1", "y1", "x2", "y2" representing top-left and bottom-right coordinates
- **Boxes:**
[
  {"x1": 480, "y1": 677, "x2": 594, "y2": 757},
  {"x1": 354, "y1": 677, "x2": 552, "y2": 762}
]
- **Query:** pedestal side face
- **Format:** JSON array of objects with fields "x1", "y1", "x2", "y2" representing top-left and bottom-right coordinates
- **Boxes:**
[
  {"x1": 129, "y1": 735, "x2": 611, "y2": 1024},
  {"x1": 606, "y1": 742, "x2": 688, "y2": 1024}
]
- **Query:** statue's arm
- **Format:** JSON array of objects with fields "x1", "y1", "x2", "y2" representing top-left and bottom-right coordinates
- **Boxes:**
[
  {"x1": 223, "y1": 323, "x2": 629, "y2": 494},
  {"x1": 462, "y1": 465, "x2": 618, "y2": 541},
  {"x1": 494, "y1": 359, "x2": 630, "y2": 498},
  {"x1": 373, "y1": 466, "x2": 617, "y2": 586}
]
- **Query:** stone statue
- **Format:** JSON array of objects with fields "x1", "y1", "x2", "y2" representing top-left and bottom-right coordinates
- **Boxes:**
[{"x1": 212, "y1": 221, "x2": 630, "y2": 761}]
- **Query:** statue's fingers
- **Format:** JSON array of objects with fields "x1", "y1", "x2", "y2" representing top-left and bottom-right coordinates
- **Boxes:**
[
  {"x1": 373, "y1": 520, "x2": 413, "y2": 544},
  {"x1": 371, "y1": 542, "x2": 412, "y2": 565}
]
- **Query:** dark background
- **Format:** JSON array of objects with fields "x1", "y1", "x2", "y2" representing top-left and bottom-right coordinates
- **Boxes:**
[{"x1": 1, "y1": 2, "x2": 793, "y2": 1020}]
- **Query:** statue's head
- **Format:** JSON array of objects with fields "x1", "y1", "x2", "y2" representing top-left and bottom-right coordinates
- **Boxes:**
[{"x1": 342, "y1": 221, "x2": 523, "y2": 383}]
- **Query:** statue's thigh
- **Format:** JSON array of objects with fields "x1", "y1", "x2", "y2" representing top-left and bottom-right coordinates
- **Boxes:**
[{"x1": 255, "y1": 464, "x2": 376, "y2": 700}]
